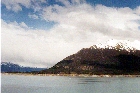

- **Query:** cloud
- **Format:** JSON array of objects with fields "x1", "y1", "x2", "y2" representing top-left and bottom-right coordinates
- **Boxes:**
[
  {"x1": 42, "y1": 3, "x2": 140, "y2": 40},
  {"x1": 28, "y1": 14, "x2": 39, "y2": 19},
  {"x1": 1, "y1": 0, "x2": 47, "y2": 12},
  {"x1": 19, "y1": 22, "x2": 29, "y2": 28},
  {"x1": 1, "y1": 1, "x2": 140, "y2": 67},
  {"x1": 135, "y1": 6, "x2": 140, "y2": 15},
  {"x1": 56, "y1": 0, "x2": 86, "y2": 6},
  {"x1": 1, "y1": 0, "x2": 31, "y2": 12},
  {"x1": 1, "y1": 20, "x2": 85, "y2": 68}
]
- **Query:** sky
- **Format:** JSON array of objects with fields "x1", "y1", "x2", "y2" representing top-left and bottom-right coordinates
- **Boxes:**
[{"x1": 1, "y1": 0, "x2": 140, "y2": 68}]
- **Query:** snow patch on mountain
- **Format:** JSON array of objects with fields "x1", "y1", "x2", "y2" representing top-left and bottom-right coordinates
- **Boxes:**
[{"x1": 91, "y1": 39, "x2": 140, "y2": 51}]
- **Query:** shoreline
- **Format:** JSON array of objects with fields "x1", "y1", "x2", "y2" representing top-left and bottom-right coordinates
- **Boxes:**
[{"x1": 1, "y1": 73, "x2": 140, "y2": 77}]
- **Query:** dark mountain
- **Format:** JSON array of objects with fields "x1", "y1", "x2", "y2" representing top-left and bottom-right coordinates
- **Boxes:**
[
  {"x1": 1, "y1": 62, "x2": 46, "y2": 73},
  {"x1": 40, "y1": 43, "x2": 140, "y2": 75}
]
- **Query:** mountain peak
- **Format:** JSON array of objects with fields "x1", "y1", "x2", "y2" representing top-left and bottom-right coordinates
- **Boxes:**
[{"x1": 91, "y1": 39, "x2": 139, "y2": 51}]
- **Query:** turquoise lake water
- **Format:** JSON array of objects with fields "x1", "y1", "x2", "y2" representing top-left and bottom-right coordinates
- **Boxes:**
[{"x1": 1, "y1": 74, "x2": 140, "y2": 93}]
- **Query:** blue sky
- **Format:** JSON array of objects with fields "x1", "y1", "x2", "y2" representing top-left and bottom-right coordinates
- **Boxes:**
[
  {"x1": 1, "y1": 3, "x2": 54, "y2": 30},
  {"x1": 87, "y1": 0, "x2": 140, "y2": 8},
  {"x1": 1, "y1": 0, "x2": 140, "y2": 67}
]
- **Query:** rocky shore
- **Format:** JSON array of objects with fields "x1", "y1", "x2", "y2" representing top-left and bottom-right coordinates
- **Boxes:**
[{"x1": 2, "y1": 73, "x2": 140, "y2": 77}]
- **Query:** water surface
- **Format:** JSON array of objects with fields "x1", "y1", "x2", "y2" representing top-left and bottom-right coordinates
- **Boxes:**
[{"x1": 1, "y1": 74, "x2": 140, "y2": 93}]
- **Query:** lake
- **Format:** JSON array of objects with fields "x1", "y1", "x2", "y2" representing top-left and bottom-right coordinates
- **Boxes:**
[{"x1": 1, "y1": 74, "x2": 140, "y2": 93}]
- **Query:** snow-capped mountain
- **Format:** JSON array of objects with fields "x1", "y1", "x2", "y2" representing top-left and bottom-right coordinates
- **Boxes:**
[
  {"x1": 1, "y1": 62, "x2": 46, "y2": 73},
  {"x1": 40, "y1": 40, "x2": 140, "y2": 75},
  {"x1": 92, "y1": 39, "x2": 140, "y2": 51}
]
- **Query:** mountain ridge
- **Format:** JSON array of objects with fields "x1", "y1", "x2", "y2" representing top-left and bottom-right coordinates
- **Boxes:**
[
  {"x1": 39, "y1": 42, "x2": 140, "y2": 75},
  {"x1": 1, "y1": 62, "x2": 46, "y2": 73}
]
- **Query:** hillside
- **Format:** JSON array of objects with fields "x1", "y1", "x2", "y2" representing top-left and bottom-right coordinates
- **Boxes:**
[
  {"x1": 40, "y1": 42, "x2": 140, "y2": 75},
  {"x1": 1, "y1": 62, "x2": 46, "y2": 73}
]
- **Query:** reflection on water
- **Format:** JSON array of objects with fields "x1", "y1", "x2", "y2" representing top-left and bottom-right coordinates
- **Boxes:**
[
  {"x1": 78, "y1": 78, "x2": 110, "y2": 84},
  {"x1": 78, "y1": 78, "x2": 111, "y2": 84},
  {"x1": 2, "y1": 75, "x2": 140, "y2": 93}
]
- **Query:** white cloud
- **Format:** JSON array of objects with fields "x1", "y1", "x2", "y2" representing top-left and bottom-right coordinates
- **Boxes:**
[
  {"x1": 1, "y1": 1, "x2": 140, "y2": 67},
  {"x1": 1, "y1": 20, "x2": 86, "y2": 68},
  {"x1": 20, "y1": 22, "x2": 28, "y2": 28},
  {"x1": 28, "y1": 14, "x2": 39, "y2": 19},
  {"x1": 2, "y1": 0, "x2": 31, "y2": 12},
  {"x1": 135, "y1": 6, "x2": 140, "y2": 15},
  {"x1": 56, "y1": 0, "x2": 86, "y2": 6},
  {"x1": 42, "y1": 3, "x2": 140, "y2": 40},
  {"x1": 1, "y1": 0, "x2": 47, "y2": 12},
  {"x1": 31, "y1": 0, "x2": 47, "y2": 12}
]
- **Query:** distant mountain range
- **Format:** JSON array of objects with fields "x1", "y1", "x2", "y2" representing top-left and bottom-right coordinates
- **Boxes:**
[
  {"x1": 40, "y1": 42, "x2": 140, "y2": 75},
  {"x1": 1, "y1": 62, "x2": 46, "y2": 73}
]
